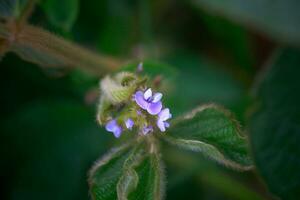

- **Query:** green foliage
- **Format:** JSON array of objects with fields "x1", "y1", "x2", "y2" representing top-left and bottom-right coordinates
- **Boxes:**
[
  {"x1": 127, "y1": 153, "x2": 164, "y2": 200},
  {"x1": 89, "y1": 140, "x2": 165, "y2": 200},
  {"x1": 249, "y1": 48, "x2": 300, "y2": 199},
  {"x1": 41, "y1": 0, "x2": 79, "y2": 31},
  {"x1": 164, "y1": 146, "x2": 264, "y2": 200},
  {"x1": 3, "y1": 0, "x2": 299, "y2": 199},
  {"x1": 165, "y1": 104, "x2": 252, "y2": 170},
  {"x1": 191, "y1": 0, "x2": 300, "y2": 45},
  {"x1": 90, "y1": 102, "x2": 253, "y2": 199}
]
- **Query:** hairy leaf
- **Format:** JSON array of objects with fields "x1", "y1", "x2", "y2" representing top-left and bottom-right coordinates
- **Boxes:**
[
  {"x1": 249, "y1": 48, "x2": 300, "y2": 199},
  {"x1": 165, "y1": 104, "x2": 252, "y2": 170},
  {"x1": 89, "y1": 144, "x2": 134, "y2": 200},
  {"x1": 191, "y1": 0, "x2": 300, "y2": 45},
  {"x1": 128, "y1": 153, "x2": 165, "y2": 200},
  {"x1": 89, "y1": 142, "x2": 165, "y2": 200}
]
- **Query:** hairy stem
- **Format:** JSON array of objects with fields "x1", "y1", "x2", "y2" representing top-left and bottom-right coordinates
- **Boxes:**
[
  {"x1": 1, "y1": 0, "x2": 122, "y2": 75},
  {"x1": 0, "y1": 22, "x2": 122, "y2": 75}
]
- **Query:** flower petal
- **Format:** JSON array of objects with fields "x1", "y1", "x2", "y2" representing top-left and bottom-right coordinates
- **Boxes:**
[
  {"x1": 152, "y1": 93, "x2": 163, "y2": 103},
  {"x1": 158, "y1": 108, "x2": 171, "y2": 121},
  {"x1": 147, "y1": 101, "x2": 162, "y2": 115},
  {"x1": 105, "y1": 119, "x2": 117, "y2": 132},
  {"x1": 113, "y1": 126, "x2": 122, "y2": 138},
  {"x1": 125, "y1": 118, "x2": 134, "y2": 130},
  {"x1": 157, "y1": 120, "x2": 166, "y2": 132},
  {"x1": 164, "y1": 122, "x2": 170, "y2": 128},
  {"x1": 144, "y1": 88, "x2": 152, "y2": 100},
  {"x1": 135, "y1": 91, "x2": 149, "y2": 109}
]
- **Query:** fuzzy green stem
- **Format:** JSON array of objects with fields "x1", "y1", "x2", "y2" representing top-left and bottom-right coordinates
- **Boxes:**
[
  {"x1": 13, "y1": 25, "x2": 120, "y2": 75},
  {"x1": 0, "y1": 22, "x2": 122, "y2": 75}
]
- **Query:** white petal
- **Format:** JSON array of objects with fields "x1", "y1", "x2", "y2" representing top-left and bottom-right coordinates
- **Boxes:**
[
  {"x1": 157, "y1": 120, "x2": 166, "y2": 132},
  {"x1": 158, "y1": 108, "x2": 171, "y2": 121},
  {"x1": 152, "y1": 93, "x2": 163, "y2": 103},
  {"x1": 144, "y1": 88, "x2": 152, "y2": 100}
]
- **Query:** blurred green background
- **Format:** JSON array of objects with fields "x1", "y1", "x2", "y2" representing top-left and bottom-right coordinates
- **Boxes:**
[{"x1": 1, "y1": 0, "x2": 300, "y2": 200}]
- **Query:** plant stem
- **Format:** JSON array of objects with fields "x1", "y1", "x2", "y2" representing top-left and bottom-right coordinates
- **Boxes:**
[{"x1": 9, "y1": 24, "x2": 121, "y2": 75}]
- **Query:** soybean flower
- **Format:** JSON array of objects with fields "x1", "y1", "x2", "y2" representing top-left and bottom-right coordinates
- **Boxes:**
[{"x1": 134, "y1": 88, "x2": 163, "y2": 115}]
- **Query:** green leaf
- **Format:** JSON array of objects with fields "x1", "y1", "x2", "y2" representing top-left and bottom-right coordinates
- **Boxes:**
[
  {"x1": 165, "y1": 146, "x2": 265, "y2": 200},
  {"x1": 191, "y1": 0, "x2": 300, "y2": 45},
  {"x1": 89, "y1": 144, "x2": 135, "y2": 200},
  {"x1": 116, "y1": 145, "x2": 144, "y2": 199},
  {"x1": 165, "y1": 104, "x2": 252, "y2": 170},
  {"x1": 249, "y1": 48, "x2": 300, "y2": 199},
  {"x1": 41, "y1": 0, "x2": 79, "y2": 31},
  {"x1": 128, "y1": 153, "x2": 165, "y2": 200},
  {"x1": 89, "y1": 142, "x2": 165, "y2": 200}
]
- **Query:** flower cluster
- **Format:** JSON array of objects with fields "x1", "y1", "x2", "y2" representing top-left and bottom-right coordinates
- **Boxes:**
[
  {"x1": 134, "y1": 88, "x2": 172, "y2": 131},
  {"x1": 104, "y1": 87, "x2": 172, "y2": 138}
]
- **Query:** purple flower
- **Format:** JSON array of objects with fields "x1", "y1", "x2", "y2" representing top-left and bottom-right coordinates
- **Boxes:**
[
  {"x1": 125, "y1": 118, "x2": 134, "y2": 130},
  {"x1": 134, "y1": 88, "x2": 162, "y2": 115},
  {"x1": 157, "y1": 108, "x2": 172, "y2": 132},
  {"x1": 105, "y1": 119, "x2": 122, "y2": 138},
  {"x1": 142, "y1": 125, "x2": 153, "y2": 135}
]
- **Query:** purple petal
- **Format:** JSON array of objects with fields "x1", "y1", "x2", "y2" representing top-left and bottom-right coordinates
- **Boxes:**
[
  {"x1": 157, "y1": 120, "x2": 166, "y2": 132},
  {"x1": 158, "y1": 108, "x2": 171, "y2": 121},
  {"x1": 135, "y1": 91, "x2": 149, "y2": 109},
  {"x1": 125, "y1": 118, "x2": 134, "y2": 130},
  {"x1": 152, "y1": 93, "x2": 163, "y2": 103},
  {"x1": 105, "y1": 120, "x2": 117, "y2": 132},
  {"x1": 113, "y1": 126, "x2": 122, "y2": 138},
  {"x1": 147, "y1": 101, "x2": 162, "y2": 115},
  {"x1": 144, "y1": 88, "x2": 152, "y2": 100},
  {"x1": 106, "y1": 120, "x2": 122, "y2": 138},
  {"x1": 164, "y1": 122, "x2": 170, "y2": 128}
]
